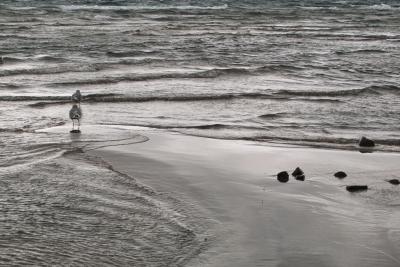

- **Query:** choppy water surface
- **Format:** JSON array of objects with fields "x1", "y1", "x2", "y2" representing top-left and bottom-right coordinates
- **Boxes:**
[
  {"x1": 1, "y1": 0, "x2": 400, "y2": 151},
  {"x1": 0, "y1": 0, "x2": 400, "y2": 265}
]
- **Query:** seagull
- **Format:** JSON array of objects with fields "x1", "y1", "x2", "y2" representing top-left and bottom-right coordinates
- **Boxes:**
[
  {"x1": 71, "y1": 90, "x2": 82, "y2": 105},
  {"x1": 69, "y1": 104, "x2": 82, "y2": 131}
]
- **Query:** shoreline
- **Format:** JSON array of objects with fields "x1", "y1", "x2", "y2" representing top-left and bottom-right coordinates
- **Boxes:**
[
  {"x1": 86, "y1": 123, "x2": 400, "y2": 154},
  {"x1": 3, "y1": 1, "x2": 400, "y2": 265},
  {"x1": 89, "y1": 129, "x2": 400, "y2": 267}
]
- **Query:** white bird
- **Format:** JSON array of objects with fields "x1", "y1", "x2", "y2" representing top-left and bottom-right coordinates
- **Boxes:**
[
  {"x1": 71, "y1": 90, "x2": 82, "y2": 105},
  {"x1": 69, "y1": 104, "x2": 82, "y2": 131}
]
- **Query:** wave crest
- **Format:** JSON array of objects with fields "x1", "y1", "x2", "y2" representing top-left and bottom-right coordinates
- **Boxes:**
[
  {"x1": 46, "y1": 65, "x2": 301, "y2": 87},
  {"x1": 275, "y1": 85, "x2": 400, "y2": 97},
  {"x1": 335, "y1": 49, "x2": 387, "y2": 55},
  {"x1": 258, "y1": 112, "x2": 288, "y2": 119}
]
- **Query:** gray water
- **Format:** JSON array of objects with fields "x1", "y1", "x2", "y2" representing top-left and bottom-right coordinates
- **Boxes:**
[
  {"x1": 1, "y1": 0, "x2": 400, "y2": 151},
  {"x1": 1, "y1": 0, "x2": 400, "y2": 265}
]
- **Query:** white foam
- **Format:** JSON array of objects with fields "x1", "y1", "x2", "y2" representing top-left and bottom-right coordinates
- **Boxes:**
[
  {"x1": 367, "y1": 4, "x2": 393, "y2": 10},
  {"x1": 59, "y1": 4, "x2": 228, "y2": 11}
]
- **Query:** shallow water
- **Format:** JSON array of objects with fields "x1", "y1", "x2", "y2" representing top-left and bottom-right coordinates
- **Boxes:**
[
  {"x1": 1, "y1": 0, "x2": 400, "y2": 265},
  {"x1": 0, "y1": 125, "x2": 210, "y2": 266},
  {"x1": 0, "y1": 151, "x2": 204, "y2": 266}
]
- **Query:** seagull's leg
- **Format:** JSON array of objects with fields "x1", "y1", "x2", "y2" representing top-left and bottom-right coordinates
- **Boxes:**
[
  {"x1": 78, "y1": 119, "x2": 80, "y2": 130},
  {"x1": 72, "y1": 120, "x2": 75, "y2": 130}
]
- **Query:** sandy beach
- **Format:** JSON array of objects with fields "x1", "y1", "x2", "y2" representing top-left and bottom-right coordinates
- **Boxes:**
[
  {"x1": 89, "y1": 129, "x2": 400, "y2": 267},
  {"x1": 2, "y1": 1, "x2": 400, "y2": 266}
]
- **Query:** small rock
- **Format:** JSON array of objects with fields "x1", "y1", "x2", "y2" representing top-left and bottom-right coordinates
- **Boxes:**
[
  {"x1": 295, "y1": 175, "x2": 305, "y2": 181},
  {"x1": 334, "y1": 171, "x2": 347, "y2": 179},
  {"x1": 358, "y1": 147, "x2": 374, "y2": 154},
  {"x1": 277, "y1": 171, "x2": 289, "y2": 183},
  {"x1": 359, "y1": 136, "x2": 375, "y2": 147},
  {"x1": 387, "y1": 179, "x2": 400, "y2": 185},
  {"x1": 292, "y1": 167, "x2": 304, "y2": 177},
  {"x1": 346, "y1": 185, "x2": 368, "y2": 192}
]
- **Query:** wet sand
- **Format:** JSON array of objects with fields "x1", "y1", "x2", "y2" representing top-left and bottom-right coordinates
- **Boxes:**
[{"x1": 89, "y1": 130, "x2": 400, "y2": 267}]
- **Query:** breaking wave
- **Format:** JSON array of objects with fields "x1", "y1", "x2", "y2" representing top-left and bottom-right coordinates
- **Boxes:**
[
  {"x1": 0, "y1": 93, "x2": 122, "y2": 102},
  {"x1": 258, "y1": 112, "x2": 288, "y2": 119},
  {"x1": 0, "y1": 55, "x2": 67, "y2": 64},
  {"x1": 57, "y1": 4, "x2": 228, "y2": 11},
  {"x1": 46, "y1": 65, "x2": 302, "y2": 87},
  {"x1": 24, "y1": 94, "x2": 344, "y2": 107},
  {"x1": 0, "y1": 64, "x2": 103, "y2": 77},
  {"x1": 3, "y1": 85, "x2": 397, "y2": 108},
  {"x1": 335, "y1": 49, "x2": 387, "y2": 55},
  {"x1": 365, "y1": 4, "x2": 395, "y2": 10},
  {"x1": 106, "y1": 50, "x2": 155, "y2": 57},
  {"x1": 145, "y1": 123, "x2": 263, "y2": 131},
  {"x1": 275, "y1": 85, "x2": 400, "y2": 97},
  {"x1": 0, "y1": 83, "x2": 22, "y2": 89}
]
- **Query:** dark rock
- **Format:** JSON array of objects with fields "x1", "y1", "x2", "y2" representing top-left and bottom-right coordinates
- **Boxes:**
[
  {"x1": 358, "y1": 147, "x2": 374, "y2": 154},
  {"x1": 334, "y1": 171, "x2": 347, "y2": 179},
  {"x1": 346, "y1": 185, "x2": 368, "y2": 192},
  {"x1": 292, "y1": 167, "x2": 304, "y2": 177},
  {"x1": 295, "y1": 175, "x2": 305, "y2": 181},
  {"x1": 359, "y1": 136, "x2": 375, "y2": 147},
  {"x1": 277, "y1": 171, "x2": 289, "y2": 183},
  {"x1": 387, "y1": 179, "x2": 400, "y2": 185}
]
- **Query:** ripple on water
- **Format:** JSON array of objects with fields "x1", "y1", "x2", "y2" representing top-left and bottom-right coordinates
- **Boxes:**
[
  {"x1": 0, "y1": 150, "x2": 205, "y2": 266},
  {"x1": 0, "y1": 125, "x2": 149, "y2": 171}
]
